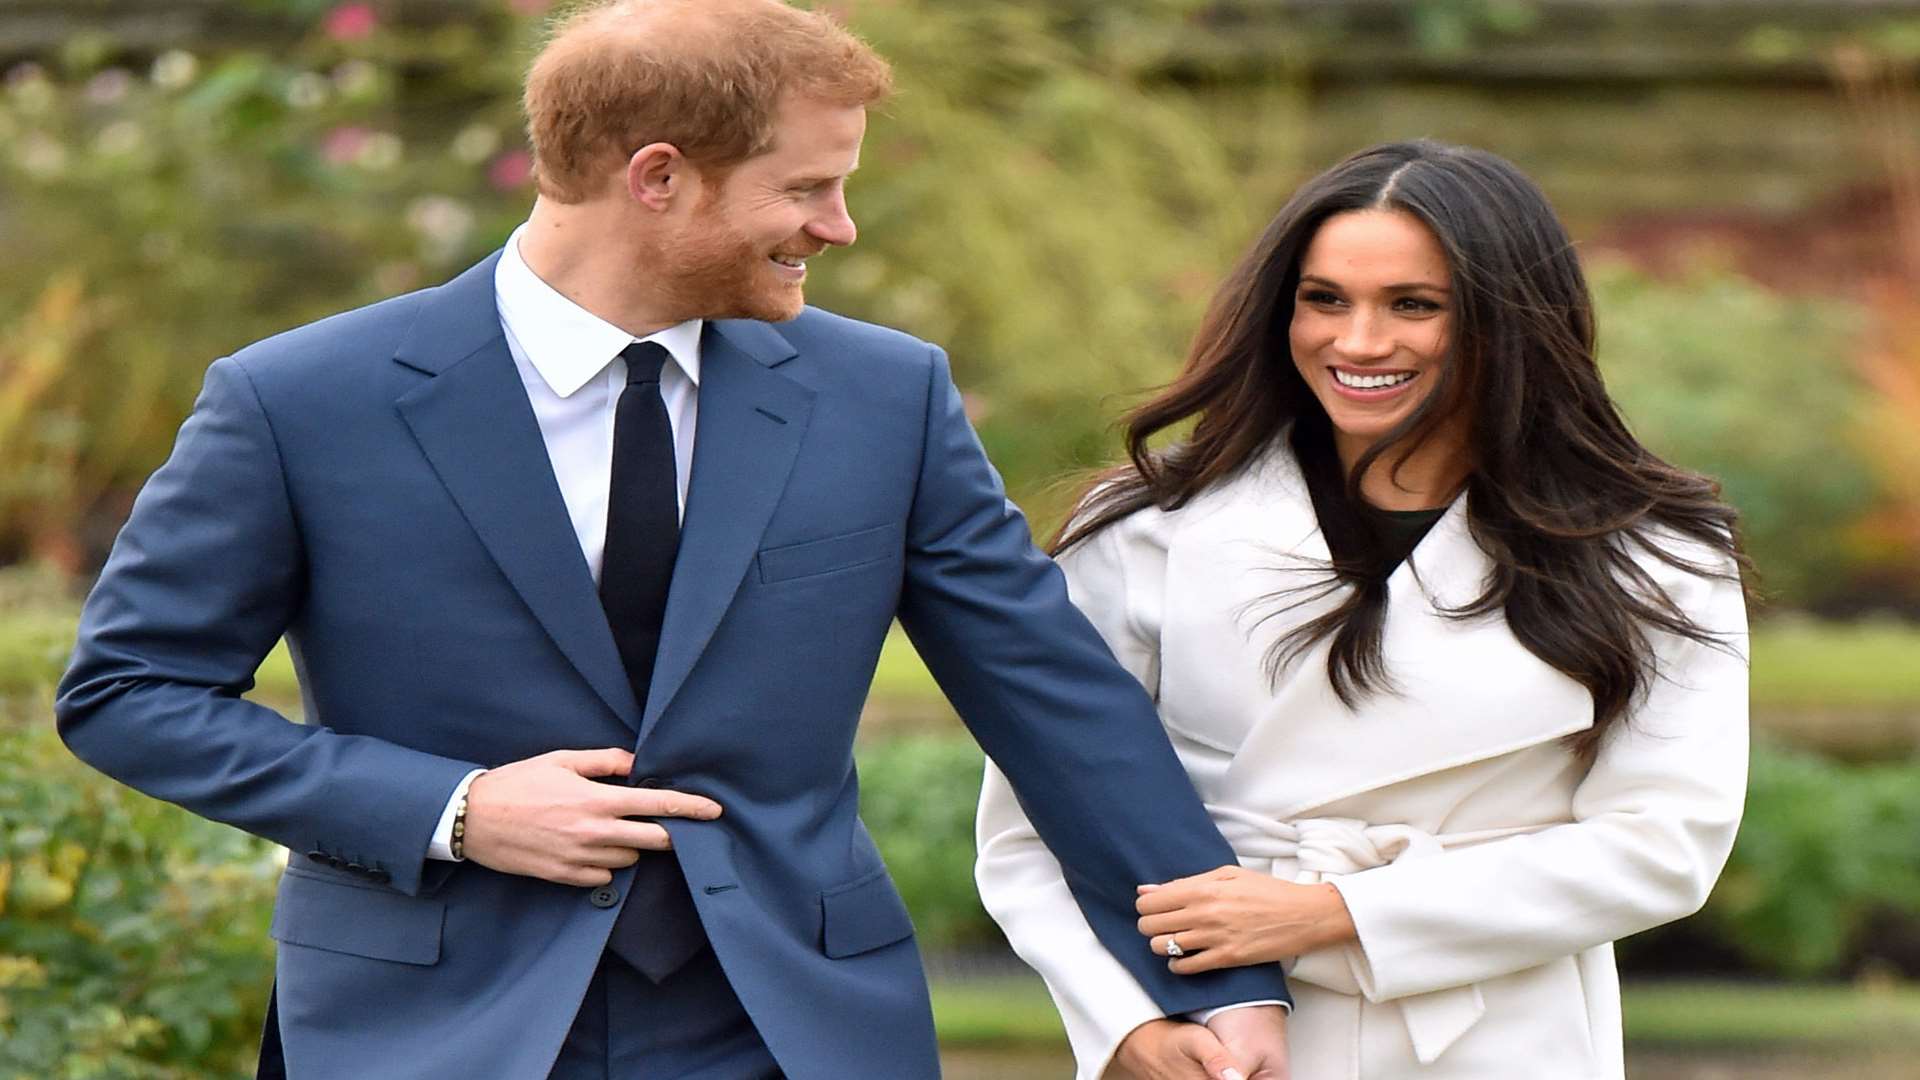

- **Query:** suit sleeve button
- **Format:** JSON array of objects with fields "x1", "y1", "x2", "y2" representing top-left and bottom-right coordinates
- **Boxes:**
[
  {"x1": 305, "y1": 850, "x2": 329, "y2": 865},
  {"x1": 368, "y1": 868, "x2": 392, "y2": 884},
  {"x1": 589, "y1": 885, "x2": 620, "y2": 909}
]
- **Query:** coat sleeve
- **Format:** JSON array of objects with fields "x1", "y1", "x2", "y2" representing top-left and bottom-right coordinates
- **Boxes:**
[
  {"x1": 975, "y1": 512, "x2": 1186, "y2": 1079},
  {"x1": 55, "y1": 358, "x2": 481, "y2": 897},
  {"x1": 1326, "y1": 552, "x2": 1750, "y2": 1002},
  {"x1": 896, "y1": 345, "x2": 1290, "y2": 1029}
]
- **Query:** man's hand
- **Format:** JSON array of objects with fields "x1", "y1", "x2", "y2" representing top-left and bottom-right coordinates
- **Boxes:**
[
  {"x1": 1205, "y1": 1006, "x2": 1289, "y2": 1080},
  {"x1": 461, "y1": 748, "x2": 722, "y2": 886},
  {"x1": 1108, "y1": 1019, "x2": 1248, "y2": 1080}
]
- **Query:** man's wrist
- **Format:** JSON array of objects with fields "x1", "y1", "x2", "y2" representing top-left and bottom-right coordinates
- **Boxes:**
[
  {"x1": 427, "y1": 769, "x2": 486, "y2": 861},
  {"x1": 1189, "y1": 1000, "x2": 1292, "y2": 1024}
]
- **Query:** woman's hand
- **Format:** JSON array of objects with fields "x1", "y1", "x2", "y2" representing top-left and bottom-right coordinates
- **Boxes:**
[
  {"x1": 1108, "y1": 1019, "x2": 1249, "y2": 1080},
  {"x1": 1136, "y1": 865, "x2": 1358, "y2": 974}
]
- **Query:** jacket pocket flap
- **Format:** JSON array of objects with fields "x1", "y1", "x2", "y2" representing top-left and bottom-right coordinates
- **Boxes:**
[
  {"x1": 271, "y1": 868, "x2": 445, "y2": 966},
  {"x1": 758, "y1": 524, "x2": 900, "y2": 584},
  {"x1": 820, "y1": 867, "x2": 915, "y2": 959}
]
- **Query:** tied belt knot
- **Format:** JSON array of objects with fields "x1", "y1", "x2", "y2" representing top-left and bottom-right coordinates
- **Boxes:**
[{"x1": 1205, "y1": 808, "x2": 1533, "y2": 1068}]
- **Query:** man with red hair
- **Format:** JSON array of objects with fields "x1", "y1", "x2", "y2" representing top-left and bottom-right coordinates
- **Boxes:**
[{"x1": 57, "y1": 2, "x2": 1291, "y2": 1076}]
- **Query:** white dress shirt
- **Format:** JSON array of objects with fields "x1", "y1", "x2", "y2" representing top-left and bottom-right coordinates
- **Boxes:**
[{"x1": 427, "y1": 225, "x2": 704, "y2": 861}]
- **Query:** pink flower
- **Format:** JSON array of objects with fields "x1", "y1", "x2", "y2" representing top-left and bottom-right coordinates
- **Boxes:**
[
  {"x1": 324, "y1": 3, "x2": 378, "y2": 41},
  {"x1": 321, "y1": 125, "x2": 370, "y2": 165},
  {"x1": 488, "y1": 150, "x2": 533, "y2": 191}
]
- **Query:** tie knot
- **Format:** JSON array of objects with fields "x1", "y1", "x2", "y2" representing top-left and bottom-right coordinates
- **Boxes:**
[{"x1": 621, "y1": 341, "x2": 670, "y2": 386}]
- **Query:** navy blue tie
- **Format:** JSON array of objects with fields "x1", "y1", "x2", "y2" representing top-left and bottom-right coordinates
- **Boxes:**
[{"x1": 599, "y1": 341, "x2": 705, "y2": 983}]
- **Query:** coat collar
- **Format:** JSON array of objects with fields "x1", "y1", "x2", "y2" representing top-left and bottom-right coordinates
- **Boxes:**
[{"x1": 1155, "y1": 440, "x2": 1593, "y2": 817}]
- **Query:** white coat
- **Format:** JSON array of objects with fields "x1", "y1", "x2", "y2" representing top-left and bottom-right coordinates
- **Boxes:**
[{"x1": 975, "y1": 438, "x2": 1749, "y2": 1080}]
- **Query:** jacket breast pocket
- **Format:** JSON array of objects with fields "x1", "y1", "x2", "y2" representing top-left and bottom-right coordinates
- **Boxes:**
[
  {"x1": 819, "y1": 866, "x2": 916, "y2": 958},
  {"x1": 270, "y1": 865, "x2": 445, "y2": 966},
  {"x1": 758, "y1": 523, "x2": 901, "y2": 585}
]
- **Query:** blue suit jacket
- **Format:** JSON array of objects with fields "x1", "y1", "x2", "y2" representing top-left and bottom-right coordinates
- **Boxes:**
[{"x1": 57, "y1": 252, "x2": 1290, "y2": 1079}]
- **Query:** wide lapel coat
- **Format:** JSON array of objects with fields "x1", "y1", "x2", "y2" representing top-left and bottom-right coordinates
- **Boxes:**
[{"x1": 394, "y1": 253, "x2": 643, "y2": 732}]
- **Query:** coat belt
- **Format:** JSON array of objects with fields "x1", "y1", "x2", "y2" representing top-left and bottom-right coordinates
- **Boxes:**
[{"x1": 1204, "y1": 808, "x2": 1548, "y2": 1068}]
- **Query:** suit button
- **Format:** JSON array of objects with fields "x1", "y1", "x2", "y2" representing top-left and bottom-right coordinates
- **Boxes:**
[
  {"x1": 368, "y1": 868, "x2": 391, "y2": 885},
  {"x1": 328, "y1": 856, "x2": 347, "y2": 869},
  {"x1": 634, "y1": 776, "x2": 666, "y2": 789},
  {"x1": 589, "y1": 885, "x2": 620, "y2": 909},
  {"x1": 306, "y1": 850, "x2": 328, "y2": 865},
  {"x1": 346, "y1": 863, "x2": 368, "y2": 876}
]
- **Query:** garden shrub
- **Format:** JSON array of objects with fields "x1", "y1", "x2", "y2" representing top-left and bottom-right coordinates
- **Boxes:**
[{"x1": 0, "y1": 708, "x2": 278, "y2": 1080}]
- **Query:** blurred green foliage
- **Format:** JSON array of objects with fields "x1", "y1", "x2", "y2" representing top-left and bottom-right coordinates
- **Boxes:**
[
  {"x1": 0, "y1": 0, "x2": 1894, "y2": 610},
  {"x1": 0, "y1": 0, "x2": 1267, "y2": 563},
  {"x1": 0, "y1": 706, "x2": 279, "y2": 1080},
  {"x1": 854, "y1": 733, "x2": 995, "y2": 950},
  {"x1": 1592, "y1": 261, "x2": 1875, "y2": 608},
  {"x1": 1702, "y1": 741, "x2": 1920, "y2": 978}
]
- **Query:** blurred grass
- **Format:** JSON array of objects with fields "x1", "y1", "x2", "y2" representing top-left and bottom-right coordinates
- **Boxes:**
[
  {"x1": 1749, "y1": 619, "x2": 1920, "y2": 710},
  {"x1": 1623, "y1": 982, "x2": 1920, "y2": 1048},
  {"x1": 930, "y1": 975, "x2": 1920, "y2": 1049},
  {"x1": 931, "y1": 976, "x2": 1069, "y2": 1047}
]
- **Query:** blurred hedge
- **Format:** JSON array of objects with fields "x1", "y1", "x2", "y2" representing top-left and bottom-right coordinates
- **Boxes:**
[
  {"x1": 0, "y1": 701, "x2": 279, "y2": 1080},
  {"x1": 1591, "y1": 260, "x2": 1877, "y2": 610}
]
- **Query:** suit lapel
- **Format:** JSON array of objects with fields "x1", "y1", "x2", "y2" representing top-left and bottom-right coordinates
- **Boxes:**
[
  {"x1": 637, "y1": 319, "x2": 813, "y2": 744},
  {"x1": 391, "y1": 252, "x2": 643, "y2": 731}
]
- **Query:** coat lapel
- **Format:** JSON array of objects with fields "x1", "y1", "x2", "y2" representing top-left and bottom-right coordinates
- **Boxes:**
[
  {"x1": 1159, "y1": 444, "x2": 1594, "y2": 817},
  {"x1": 636, "y1": 319, "x2": 814, "y2": 744},
  {"x1": 391, "y1": 252, "x2": 643, "y2": 731}
]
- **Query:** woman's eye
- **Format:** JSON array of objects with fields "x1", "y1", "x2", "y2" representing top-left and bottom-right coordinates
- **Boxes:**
[
  {"x1": 1301, "y1": 290, "x2": 1342, "y2": 306},
  {"x1": 1395, "y1": 297, "x2": 1442, "y2": 314}
]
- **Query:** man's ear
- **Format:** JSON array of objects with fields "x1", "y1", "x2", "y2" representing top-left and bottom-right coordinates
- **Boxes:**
[{"x1": 626, "y1": 142, "x2": 683, "y2": 210}]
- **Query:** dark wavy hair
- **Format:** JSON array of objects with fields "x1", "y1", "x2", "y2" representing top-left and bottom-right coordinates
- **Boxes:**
[{"x1": 1055, "y1": 140, "x2": 1748, "y2": 758}]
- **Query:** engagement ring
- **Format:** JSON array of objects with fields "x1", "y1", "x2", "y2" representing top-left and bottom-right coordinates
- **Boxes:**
[{"x1": 1164, "y1": 939, "x2": 1185, "y2": 958}]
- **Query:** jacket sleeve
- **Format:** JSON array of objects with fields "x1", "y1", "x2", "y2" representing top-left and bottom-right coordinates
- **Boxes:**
[
  {"x1": 896, "y1": 345, "x2": 1290, "y2": 1028},
  {"x1": 55, "y1": 357, "x2": 481, "y2": 897},
  {"x1": 975, "y1": 513, "x2": 1184, "y2": 1079},
  {"x1": 1325, "y1": 554, "x2": 1750, "y2": 1002}
]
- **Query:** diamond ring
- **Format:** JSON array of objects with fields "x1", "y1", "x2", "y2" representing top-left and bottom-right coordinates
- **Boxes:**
[{"x1": 1165, "y1": 939, "x2": 1185, "y2": 958}]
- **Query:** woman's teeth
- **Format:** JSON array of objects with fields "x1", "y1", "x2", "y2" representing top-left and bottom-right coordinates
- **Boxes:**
[
  {"x1": 771, "y1": 255, "x2": 805, "y2": 267},
  {"x1": 1334, "y1": 369, "x2": 1415, "y2": 389}
]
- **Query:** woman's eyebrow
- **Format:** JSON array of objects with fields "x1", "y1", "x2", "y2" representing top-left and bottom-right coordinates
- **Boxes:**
[{"x1": 1298, "y1": 273, "x2": 1450, "y2": 293}]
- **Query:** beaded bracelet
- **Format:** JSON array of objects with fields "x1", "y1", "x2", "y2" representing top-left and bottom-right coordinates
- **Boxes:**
[{"x1": 450, "y1": 791, "x2": 469, "y2": 861}]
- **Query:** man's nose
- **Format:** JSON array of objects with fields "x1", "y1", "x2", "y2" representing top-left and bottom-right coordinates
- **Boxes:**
[{"x1": 808, "y1": 191, "x2": 857, "y2": 248}]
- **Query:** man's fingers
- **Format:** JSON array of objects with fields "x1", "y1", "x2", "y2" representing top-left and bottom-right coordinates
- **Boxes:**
[
  {"x1": 575, "y1": 845, "x2": 645, "y2": 869},
  {"x1": 609, "y1": 787, "x2": 723, "y2": 821},
  {"x1": 596, "y1": 820, "x2": 675, "y2": 852},
  {"x1": 549, "y1": 747, "x2": 636, "y2": 778},
  {"x1": 552, "y1": 863, "x2": 615, "y2": 888},
  {"x1": 1169, "y1": 1026, "x2": 1243, "y2": 1080}
]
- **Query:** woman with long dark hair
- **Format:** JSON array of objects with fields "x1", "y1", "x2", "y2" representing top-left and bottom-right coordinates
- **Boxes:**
[{"x1": 976, "y1": 141, "x2": 1750, "y2": 1079}]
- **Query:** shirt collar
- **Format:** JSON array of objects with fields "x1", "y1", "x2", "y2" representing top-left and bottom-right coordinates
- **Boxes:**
[{"x1": 495, "y1": 224, "x2": 703, "y2": 398}]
